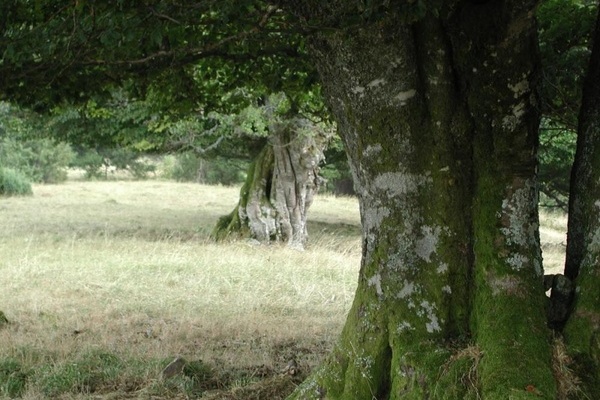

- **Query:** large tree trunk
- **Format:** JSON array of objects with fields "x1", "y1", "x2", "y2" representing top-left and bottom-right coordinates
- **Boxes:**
[
  {"x1": 563, "y1": 6, "x2": 600, "y2": 395},
  {"x1": 281, "y1": 1, "x2": 568, "y2": 399},
  {"x1": 213, "y1": 117, "x2": 326, "y2": 249}
]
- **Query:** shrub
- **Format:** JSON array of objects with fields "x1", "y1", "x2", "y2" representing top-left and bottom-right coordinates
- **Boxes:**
[
  {"x1": 0, "y1": 137, "x2": 73, "y2": 184},
  {"x1": 0, "y1": 168, "x2": 33, "y2": 196},
  {"x1": 29, "y1": 139, "x2": 74, "y2": 183},
  {"x1": 71, "y1": 150, "x2": 105, "y2": 179},
  {"x1": 159, "y1": 152, "x2": 247, "y2": 185},
  {"x1": 72, "y1": 148, "x2": 156, "y2": 180}
]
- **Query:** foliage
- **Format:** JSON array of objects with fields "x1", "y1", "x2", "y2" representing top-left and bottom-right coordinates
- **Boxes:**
[
  {"x1": 320, "y1": 136, "x2": 354, "y2": 195},
  {"x1": 538, "y1": 0, "x2": 597, "y2": 129},
  {"x1": 0, "y1": 137, "x2": 74, "y2": 184},
  {"x1": 71, "y1": 148, "x2": 156, "y2": 180},
  {"x1": 0, "y1": 102, "x2": 74, "y2": 183},
  {"x1": 538, "y1": 120, "x2": 577, "y2": 209},
  {"x1": 536, "y1": 0, "x2": 597, "y2": 207},
  {"x1": 0, "y1": 1, "x2": 315, "y2": 113},
  {"x1": 0, "y1": 167, "x2": 32, "y2": 197},
  {"x1": 160, "y1": 153, "x2": 248, "y2": 185}
]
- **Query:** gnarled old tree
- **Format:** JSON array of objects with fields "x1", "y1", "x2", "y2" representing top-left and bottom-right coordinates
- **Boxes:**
[
  {"x1": 213, "y1": 94, "x2": 331, "y2": 249},
  {"x1": 277, "y1": 0, "x2": 572, "y2": 398}
]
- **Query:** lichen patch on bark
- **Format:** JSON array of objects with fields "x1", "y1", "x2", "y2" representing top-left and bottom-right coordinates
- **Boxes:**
[
  {"x1": 415, "y1": 225, "x2": 444, "y2": 263},
  {"x1": 499, "y1": 180, "x2": 538, "y2": 247},
  {"x1": 373, "y1": 171, "x2": 432, "y2": 198},
  {"x1": 394, "y1": 88, "x2": 417, "y2": 104}
]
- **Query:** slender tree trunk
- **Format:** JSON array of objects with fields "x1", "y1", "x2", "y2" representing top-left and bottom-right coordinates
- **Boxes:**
[
  {"x1": 212, "y1": 117, "x2": 326, "y2": 249},
  {"x1": 563, "y1": 6, "x2": 600, "y2": 394},
  {"x1": 281, "y1": 1, "x2": 564, "y2": 398}
]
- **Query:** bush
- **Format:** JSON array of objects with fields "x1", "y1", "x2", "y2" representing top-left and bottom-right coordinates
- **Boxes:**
[
  {"x1": 72, "y1": 148, "x2": 156, "y2": 180},
  {"x1": 159, "y1": 152, "x2": 247, "y2": 185},
  {"x1": 0, "y1": 168, "x2": 33, "y2": 196},
  {"x1": 72, "y1": 149, "x2": 105, "y2": 179},
  {"x1": 0, "y1": 137, "x2": 73, "y2": 184}
]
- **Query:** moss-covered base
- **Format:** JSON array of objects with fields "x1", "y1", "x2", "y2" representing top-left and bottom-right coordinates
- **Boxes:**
[
  {"x1": 211, "y1": 205, "x2": 247, "y2": 241},
  {"x1": 289, "y1": 340, "x2": 484, "y2": 400},
  {"x1": 211, "y1": 145, "x2": 275, "y2": 242}
]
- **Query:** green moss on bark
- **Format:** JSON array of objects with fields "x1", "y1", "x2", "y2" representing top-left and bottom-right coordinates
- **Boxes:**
[{"x1": 211, "y1": 146, "x2": 273, "y2": 241}]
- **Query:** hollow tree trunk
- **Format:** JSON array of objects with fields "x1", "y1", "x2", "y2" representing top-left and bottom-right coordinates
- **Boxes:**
[
  {"x1": 212, "y1": 117, "x2": 326, "y2": 249},
  {"x1": 281, "y1": 1, "x2": 564, "y2": 399},
  {"x1": 563, "y1": 6, "x2": 600, "y2": 394}
]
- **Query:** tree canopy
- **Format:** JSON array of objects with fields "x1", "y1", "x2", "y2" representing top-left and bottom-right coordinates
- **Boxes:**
[{"x1": 0, "y1": 1, "x2": 316, "y2": 112}]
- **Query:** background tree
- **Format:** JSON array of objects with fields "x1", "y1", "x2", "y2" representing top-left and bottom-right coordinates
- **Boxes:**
[
  {"x1": 537, "y1": 0, "x2": 597, "y2": 209},
  {"x1": 563, "y1": 5, "x2": 600, "y2": 394},
  {"x1": 212, "y1": 92, "x2": 333, "y2": 248},
  {"x1": 0, "y1": 102, "x2": 74, "y2": 183}
]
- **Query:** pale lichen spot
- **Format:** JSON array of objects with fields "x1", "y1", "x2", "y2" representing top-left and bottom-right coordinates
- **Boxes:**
[
  {"x1": 351, "y1": 86, "x2": 365, "y2": 97},
  {"x1": 363, "y1": 143, "x2": 383, "y2": 159},
  {"x1": 397, "y1": 280, "x2": 416, "y2": 299},
  {"x1": 419, "y1": 301, "x2": 441, "y2": 333},
  {"x1": 502, "y1": 101, "x2": 526, "y2": 131},
  {"x1": 367, "y1": 273, "x2": 384, "y2": 298},
  {"x1": 391, "y1": 57, "x2": 403, "y2": 68},
  {"x1": 500, "y1": 180, "x2": 537, "y2": 248},
  {"x1": 363, "y1": 206, "x2": 390, "y2": 234},
  {"x1": 437, "y1": 263, "x2": 448, "y2": 274},
  {"x1": 397, "y1": 321, "x2": 414, "y2": 333},
  {"x1": 442, "y1": 285, "x2": 452, "y2": 294},
  {"x1": 506, "y1": 253, "x2": 529, "y2": 271},
  {"x1": 415, "y1": 225, "x2": 443, "y2": 263},
  {"x1": 373, "y1": 171, "x2": 432, "y2": 198},
  {"x1": 368, "y1": 78, "x2": 386, "y2": 88},
  {"x1": 439, "y1": 166, "x2": 449, "y2": 172},
  {"x1": 395, "y1": 89, "x2": 417, "y2": 105},
  {"x1": 508, "y1": 78, "x2": 530, "y2": 98}
]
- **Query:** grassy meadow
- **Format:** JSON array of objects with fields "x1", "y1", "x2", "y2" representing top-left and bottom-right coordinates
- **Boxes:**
[{"x1": 0, "y1": 180, "x2": 567, "y2": 399}]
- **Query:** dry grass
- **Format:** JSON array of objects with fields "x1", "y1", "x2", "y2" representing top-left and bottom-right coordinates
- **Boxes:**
[
  {"x1": 0, "y1": 181, "x2": 361, "y2": 398},
  {"x1": 0, "y1": 181, "x2": 569, "y2": 398},
  {"x1": 539, "y1": 209, "x2": 568, "y2": 275},
  {"x1": 552, "y1": 337, "x2": 586, "y2": 400}
]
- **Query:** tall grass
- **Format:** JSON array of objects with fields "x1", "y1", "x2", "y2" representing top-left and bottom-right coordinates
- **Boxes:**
[
  {"x1": 0, "y1": 181, "x2": 567, "y2": 398},
  {"x1": 0, "y1": 181, "x2": 361, "y2": 398}
]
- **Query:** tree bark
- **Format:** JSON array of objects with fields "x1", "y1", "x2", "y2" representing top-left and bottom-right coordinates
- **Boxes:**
[
  {"x1": 563, "y1": 6, "x2": 600, "y2": 395},
  {"x1": 281, "y1": 1, "x2": 564, "y2": 398},
  {"x1": 212, "y1": 117, "x2": 326, "y2": 249}
]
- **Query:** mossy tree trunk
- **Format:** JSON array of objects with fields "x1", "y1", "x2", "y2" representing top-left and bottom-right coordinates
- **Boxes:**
[
  {"x1": 213, "y1": 117, "x2": 326, "y2": 249},
  {"x1": 563, "y1": 6, "x2": 600, "y2": 395},
  {"x1": 281, "y1": 1, "x2": 569, "y2": 399}
]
